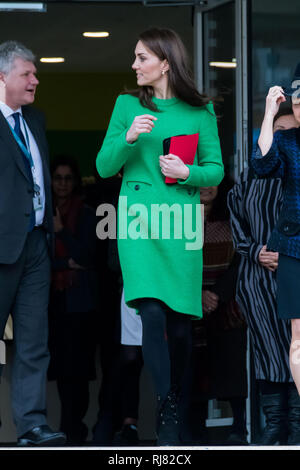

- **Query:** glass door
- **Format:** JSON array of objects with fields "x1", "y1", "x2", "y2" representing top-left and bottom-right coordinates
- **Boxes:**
[
  {"x1": 193, "y1": 0, "x2": 251, "y2": 442},
  {"x1": 194, "y1": 0, "x2": 249, "y2": 180},
  {"x1": 203, "y1": 1, "x2": 236, "y2": 178}
]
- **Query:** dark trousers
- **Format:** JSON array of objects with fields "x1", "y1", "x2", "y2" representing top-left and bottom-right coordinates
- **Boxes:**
[
  {"x1": 0, "y1": 228, "x2": 50, "y2": 436},
  {"x1": 57, "y1": 380, "x2": 89, "y2": 444},
  {"x1": 119, "y1": 345, "x2": 144, "y2": 421},
  {"x1": 48, "y1": 302, "x2": 97, "y2": 444}
]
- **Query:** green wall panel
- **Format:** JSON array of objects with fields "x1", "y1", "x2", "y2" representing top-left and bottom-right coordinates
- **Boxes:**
[{"x1": 47, "y1": 130, "x2": 106, "y2": 177}]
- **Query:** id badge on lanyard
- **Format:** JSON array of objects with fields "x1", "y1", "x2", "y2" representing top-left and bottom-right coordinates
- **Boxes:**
[
  {"x1": 9, "y1": 116, "x2": 42, "y2": 212},
  {"x1": 33, "y1": 183, "x2": 42, "y2": 212}
]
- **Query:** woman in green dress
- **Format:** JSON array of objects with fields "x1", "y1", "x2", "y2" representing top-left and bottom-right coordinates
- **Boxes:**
[{"x1": 96, "y1": 28, "x2": 224, "y2": 445}]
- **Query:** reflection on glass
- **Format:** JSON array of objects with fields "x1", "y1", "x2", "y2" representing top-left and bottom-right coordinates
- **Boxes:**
[
  {"x1": 203, "y1": 1, "x2": 236, "y2": 177},
  {"x1": 252, "y1": 0, "x2": 300, "y2": 136}
]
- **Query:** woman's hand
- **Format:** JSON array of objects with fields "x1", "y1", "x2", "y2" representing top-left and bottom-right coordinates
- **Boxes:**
[
  {"x1": 258, "y1": 86, "x2": 286, "y2": 156},
  {"x1": 68, "y1": 258, "x2": 84, "y2": 270},
  {"x1": 126, "y1": 114, "x2": 157, "y2": 144},
  {"x1": 202, "y1": 290, "x2": 219, "y2": 314},
  {"x1": 159, "y1": 154, "x2": 190, "y2": 180},
  {"x1": 265, "y1": 86, "x2": 286, "y2": 118},
  {"x1": 258, "y1": 245, "x2": 279, "y2": 272},
  {"x1": 53, "y1": 207, "x2": 63, "y2": 233}
]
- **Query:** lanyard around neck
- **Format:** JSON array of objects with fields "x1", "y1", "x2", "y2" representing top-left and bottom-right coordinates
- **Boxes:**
[{"x1": 9, "y1": 115, "x2": 34, "y2": 168}]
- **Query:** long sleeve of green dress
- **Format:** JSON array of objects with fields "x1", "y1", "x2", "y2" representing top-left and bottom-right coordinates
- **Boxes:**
[{"x1": 96, "y1": 95, "x2": 137, "y2": 178}]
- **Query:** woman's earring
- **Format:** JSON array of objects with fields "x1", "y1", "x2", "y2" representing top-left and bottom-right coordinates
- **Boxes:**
[{"x1": 162, "y1": 70, "x2": 165, "y2": 76}]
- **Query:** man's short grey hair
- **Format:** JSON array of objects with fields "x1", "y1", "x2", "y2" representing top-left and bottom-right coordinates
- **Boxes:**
[{"x1": 0, "y1": 41, "x2": 35, "y2": 75}]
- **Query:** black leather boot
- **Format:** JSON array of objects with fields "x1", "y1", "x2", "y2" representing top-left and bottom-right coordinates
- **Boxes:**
[
  {"x1": 258, "y1": 393, "x2": 288, "y2": 445},
  {"x1": 157, "y1": 388, "x2": 180, "y2": 446},
  {"x1": 287, "y1": 385, "x2": 300, "y2": 445}
]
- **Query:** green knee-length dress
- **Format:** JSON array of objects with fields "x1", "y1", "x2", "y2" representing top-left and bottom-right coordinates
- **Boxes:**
[{"x1": 96, "y1": 94, "x2": 224, "y2": 318}]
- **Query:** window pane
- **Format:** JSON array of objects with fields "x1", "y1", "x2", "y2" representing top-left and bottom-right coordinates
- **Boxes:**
[
  {"x1": 203, "y1": 1, "x2": 236, "y2": 177},
  {"x1": 252, "y1": 0, "x2": 300, "y2": 140}
]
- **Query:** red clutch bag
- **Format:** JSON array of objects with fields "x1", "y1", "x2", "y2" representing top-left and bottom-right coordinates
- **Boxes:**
[{"x1": 162, "y1": 133, "x2": 199, "y2": 184}]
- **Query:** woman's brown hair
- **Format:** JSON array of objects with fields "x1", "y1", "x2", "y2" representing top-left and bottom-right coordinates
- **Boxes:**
[{"x1": 124, "y1": 27, "x2": 210, "y2": 111}]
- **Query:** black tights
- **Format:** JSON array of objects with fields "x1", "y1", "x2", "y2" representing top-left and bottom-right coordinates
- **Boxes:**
[{"x1": 139, "y1": 298, "x2": 192, "y2": 400}]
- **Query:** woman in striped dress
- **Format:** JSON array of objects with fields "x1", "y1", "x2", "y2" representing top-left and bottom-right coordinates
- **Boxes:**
[
  {"x1": 228, "y1": 167, "x2": 290, "y2": 379},
  {"x1": 227, "y1": 166, "x2": 294, "y2": 444},
  {"x1": 228, "y1": 110, "x2": 300, "y2": 445}
]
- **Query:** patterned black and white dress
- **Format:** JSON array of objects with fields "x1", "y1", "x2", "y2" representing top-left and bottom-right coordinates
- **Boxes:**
[{"x1": 227, "y1": 168, "x2": 292, "y2": 382}]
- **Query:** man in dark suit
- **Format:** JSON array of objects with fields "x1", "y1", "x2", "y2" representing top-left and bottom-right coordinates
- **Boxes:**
[{"x1": 0, "y1": 41, "x2": 66, "y2": 446}]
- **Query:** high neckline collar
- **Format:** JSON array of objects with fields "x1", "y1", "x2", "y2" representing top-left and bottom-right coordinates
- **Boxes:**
[{"x1": 152, "y1": 96, "x2": 179, "y2": 107}]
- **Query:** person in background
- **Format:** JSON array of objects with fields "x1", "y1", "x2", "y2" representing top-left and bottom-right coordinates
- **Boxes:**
[
  {"x1": 48, "y1": 155, "x2": 98, "y2": 445},
  {"x1": 112, "y1": 289, "x2": 144, "y2": 446},
  {"x1": 96, "y1": 27, "x2": 224, "y2": 446},
  {"x1": 0, "y1": 40, "x2": 65, "y2": 446},
  {"x1": 228, "y1": 108, "x2": 300, "y2": 445},
  {"x1": 188, "y1": 176, "x2": 248, "y2": 446},
  {"x1": 91, "y1": 185, "x2": 144, "y2": 447},
  {"x1": 91, "y1": 180, "x2": 124, "y2": 446}
]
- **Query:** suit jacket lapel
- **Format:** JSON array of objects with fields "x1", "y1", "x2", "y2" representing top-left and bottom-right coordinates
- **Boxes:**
[
  {"x1": 22, "y1": 106, "x2": 53, "y2": 233},
  {"x1": 22, "y1": 107, "x2": 50, "y2": 180},
  {"x1": 22, "y1": 107, "x2": 47, "y2": 158},
  {"x1": 0, "y1": 109, "x2": 31, "y2": 182}
]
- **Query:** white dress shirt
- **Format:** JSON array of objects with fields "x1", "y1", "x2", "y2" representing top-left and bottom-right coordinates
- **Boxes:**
[{"x1": 0, "y1": 101, "x2": 45, "y2": 226}]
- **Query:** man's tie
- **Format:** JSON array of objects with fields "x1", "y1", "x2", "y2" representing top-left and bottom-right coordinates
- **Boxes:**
[
  {"x1": 12, "y1": 112, "x2": 27, "y2": 149},
  {"x1": 12, "y1": 112, "x2": 36, "y2": 231}
]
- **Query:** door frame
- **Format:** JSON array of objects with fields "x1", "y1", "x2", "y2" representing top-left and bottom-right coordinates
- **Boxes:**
[
  {"x1": 193, "y1": 0, "x2": 252, "y2": 442},
  {"x1": 194, "y1": 0, "x2": 249, "y2": 180}
]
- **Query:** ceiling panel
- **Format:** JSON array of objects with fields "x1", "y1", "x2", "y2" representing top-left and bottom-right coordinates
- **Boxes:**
[{"x1": 0, "y1": 1, "x2": 194, "y2": 72}]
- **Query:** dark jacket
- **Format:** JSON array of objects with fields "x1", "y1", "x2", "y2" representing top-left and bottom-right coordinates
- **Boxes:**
[
  {"x1": 51, "y1": 204, "x2": 98, "y2": 313},
  {"x1": 0, "y1": 106, "x2": 53, "y2": 264},
  {"x1": 251, "y1": 128, "x2": 300, "y2": 259}
]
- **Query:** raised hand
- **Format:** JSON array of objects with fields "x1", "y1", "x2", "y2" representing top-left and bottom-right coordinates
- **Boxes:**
[
  {"x1": 258, "y1": 86, "x2": 286, "y2": 156},
  {"x1": 265, "y1": 86, "x2": 286, "y2": 118},
  {"x1": 126, "y1": 114, "x2": 157, "y2": 143}
]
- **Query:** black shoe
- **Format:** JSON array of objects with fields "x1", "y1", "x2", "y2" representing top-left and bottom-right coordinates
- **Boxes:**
[
  {"x1": 287, "y1": 385, "x2": 300, "y2": 445},
  {"x1": 258, "y1": 393, "x2": 288, "y2": 445},
  {"x1": 157, "y1": 388, "x2": 180, "y2": 446},
  {"x1": 18, "y1": 425, "x2": 66, "y2": 447},
  {"x1": 92, "y1": 413, "x2": 115, "y2": 446},
  {"x1": 113, "y1": 424, "x2": 139, "y2": 446},
  {"x1": 64, "y1": 422, "x2": 89, "y2": 446}
]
